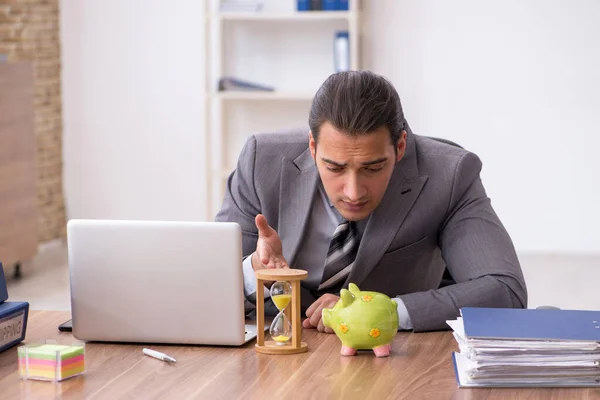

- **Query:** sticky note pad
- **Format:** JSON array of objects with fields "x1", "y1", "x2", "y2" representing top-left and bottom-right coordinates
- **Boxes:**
[{"x1": 18, "y1": 342, "x2": 85, "y2": 381}]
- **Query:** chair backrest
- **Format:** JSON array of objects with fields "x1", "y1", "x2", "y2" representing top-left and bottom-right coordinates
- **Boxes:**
[{"x1": 424, "y1": 136, "x2": 462, "y2": 288}]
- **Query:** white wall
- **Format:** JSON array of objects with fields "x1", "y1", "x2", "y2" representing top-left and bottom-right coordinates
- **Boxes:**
[
  {"x1": 61, "y1": 0, "x2": 208, "y2": 222},
  {"x1": 60, "y1": 0, "x2": 600, "y2": 253},
  {"x1": 363, "y1": 0, "x2": 600, "y2": 253}
]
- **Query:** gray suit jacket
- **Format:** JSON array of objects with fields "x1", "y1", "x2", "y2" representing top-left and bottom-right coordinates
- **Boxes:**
[{"x1": 216, "y1": 126, "x2": 527, "y2": 331}]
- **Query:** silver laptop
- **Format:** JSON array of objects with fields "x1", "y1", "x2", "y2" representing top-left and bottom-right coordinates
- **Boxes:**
[{"x1": 67, "y1": 219, "x2": 260, "y2": 346}]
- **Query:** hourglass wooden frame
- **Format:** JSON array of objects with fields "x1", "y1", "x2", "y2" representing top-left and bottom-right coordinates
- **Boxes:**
[{"x1": 255, "y1": 269, "x2": 308, "y2": 354}]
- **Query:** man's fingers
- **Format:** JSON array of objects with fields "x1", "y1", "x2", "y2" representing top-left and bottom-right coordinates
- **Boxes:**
[
  {"x1": 256, "y1": 250, "x2": 289, "y2": 270},
  {"x1": 305, "y1": 295, "x2": 340, "y2": 333},
  {"x1": 309, "y1": 304, "x2": 324, "y2": 328},
  {"x1": 260, "y1": 253, "x2": 269, "y2": 265},
  {"x1": 317, "y1": 317, "x2": 326, "y2": 333},
  {"x1": 302, "y1": 318, "x2": 315, "y2": 329},
  {"x1": 305, "y1": 297, "x2": 322, "y2": 318},
  {"x1": 255, "y1": 214, "x2": 273, "y2": 238}
]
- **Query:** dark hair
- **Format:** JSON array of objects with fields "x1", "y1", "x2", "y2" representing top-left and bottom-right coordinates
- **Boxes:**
[{"x1": 309, "y1": 70, "x2": 405, "y2": 146}]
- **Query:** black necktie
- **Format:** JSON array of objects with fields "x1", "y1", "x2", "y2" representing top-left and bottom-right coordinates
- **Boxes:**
[{"x1": 318, "y1": 220, "x2": 358, "y2": 292}]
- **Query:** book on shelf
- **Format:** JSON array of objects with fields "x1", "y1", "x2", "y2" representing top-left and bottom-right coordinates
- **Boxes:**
[
  {"x1": 218, "y1": 77, "x2": 275, "y2": 92},
  {"x1": 298, "y1": 0, "x2": 348, "y2": 11}
]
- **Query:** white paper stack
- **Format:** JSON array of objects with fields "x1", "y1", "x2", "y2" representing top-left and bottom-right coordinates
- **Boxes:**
[{"x1": 448, "y1": 308, "x2": 600, "y2": 387}]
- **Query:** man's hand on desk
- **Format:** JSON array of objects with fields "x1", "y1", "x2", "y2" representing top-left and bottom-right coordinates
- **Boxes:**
[{"x1": 303, "y1": 294, "x2": 339, "y2": 334}]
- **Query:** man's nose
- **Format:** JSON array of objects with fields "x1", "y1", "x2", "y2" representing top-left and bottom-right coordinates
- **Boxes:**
[{"x1": 343, "y1": 174, "x2": 366, "y2": 200}]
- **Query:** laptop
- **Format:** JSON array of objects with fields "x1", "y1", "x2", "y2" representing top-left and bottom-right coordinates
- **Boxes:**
[{"x1": 66, "y1": 219, "x2": 261, "y2": 346}]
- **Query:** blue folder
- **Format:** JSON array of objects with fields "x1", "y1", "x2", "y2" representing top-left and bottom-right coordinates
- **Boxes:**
[{"x1": 461, "y1": 307, "x2": 600, "y2": 342}]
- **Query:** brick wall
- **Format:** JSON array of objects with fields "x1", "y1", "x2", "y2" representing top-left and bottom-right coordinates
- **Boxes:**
[{"x1": 0, "y1": 0, "x2": 66, "y2": 243}]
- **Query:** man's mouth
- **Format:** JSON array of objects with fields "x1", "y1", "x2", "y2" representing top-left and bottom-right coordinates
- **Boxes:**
[{"x1": 342, "y1": 201, "x2": 367, "y2": 211}]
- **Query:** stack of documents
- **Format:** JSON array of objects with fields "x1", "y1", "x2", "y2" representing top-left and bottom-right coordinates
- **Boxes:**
[{"x1": 448, "y1": 307, "x2": 600, "y2": 387}]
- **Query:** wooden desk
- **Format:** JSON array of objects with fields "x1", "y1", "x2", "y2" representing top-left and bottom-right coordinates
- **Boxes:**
[{"x1": 1, "y1": 311, "x2": 599, "y2": 399}]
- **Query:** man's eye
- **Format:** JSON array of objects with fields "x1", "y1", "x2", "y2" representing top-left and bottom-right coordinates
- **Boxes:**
[
  {"x1": 365, "y1": 167, "x2": 383, "y2": 173},
  {"x1": 327, "y1": 167, "x2": 343, "y2": 173}
]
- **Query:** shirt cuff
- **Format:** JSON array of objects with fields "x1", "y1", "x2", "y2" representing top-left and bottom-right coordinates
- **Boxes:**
[
  {"x1": 392, "y1": 297, "x2": 414, "y2": 330},
  {"x1": 242, "y1": 254, "x2": 270, "y2": 298}
]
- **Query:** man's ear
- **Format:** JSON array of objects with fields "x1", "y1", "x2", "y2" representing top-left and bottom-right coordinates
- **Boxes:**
[
  {"x1": 309, "y1": 130, "x2": 317, "y2": 160},
  {"x1": 396, "y1": 130, "x2": 408, "y2": 162}
]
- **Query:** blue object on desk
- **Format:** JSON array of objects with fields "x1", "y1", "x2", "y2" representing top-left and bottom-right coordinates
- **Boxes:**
[
  {"x1": 461, "y1": 307, "x2": 600, "y2": 342},
  {"x1": 0, "y1": 301, "x2": 29, "y2": 352},
  {"x1": 0, "y1": 262, "x2": 8, "y2": 303}
]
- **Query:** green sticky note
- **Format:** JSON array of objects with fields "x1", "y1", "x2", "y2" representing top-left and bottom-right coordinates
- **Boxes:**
[{"x1": 19, "y1": 344, "x2": 84, "y2": 361}]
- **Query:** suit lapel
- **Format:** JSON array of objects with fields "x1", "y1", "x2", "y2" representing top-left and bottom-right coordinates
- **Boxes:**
[
  {"x1": 346, "y1": 130, "x2": 429, "y2": 287},
  {"x1": 278, "y1": 149, "x2": 319, "y2": 267}
]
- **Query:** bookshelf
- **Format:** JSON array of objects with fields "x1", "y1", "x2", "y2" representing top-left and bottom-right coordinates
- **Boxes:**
[
  {"x1": 205, "y1": 0, "x2": 361, "y2": 218},
  {"x1": 210, "y1": 91, "x2": 316, "y2": 101},
  {"x1": 214, "y1": 11, "x2": 353, "y2": 21}
]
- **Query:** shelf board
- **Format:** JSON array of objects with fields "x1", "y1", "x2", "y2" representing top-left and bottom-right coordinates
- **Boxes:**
[
  {"x1": 211, "y1": 91, "x2": 314, "y2": 101},
  {"x1": 213, "y1": 11, "x2": 352, "y2": 21}
]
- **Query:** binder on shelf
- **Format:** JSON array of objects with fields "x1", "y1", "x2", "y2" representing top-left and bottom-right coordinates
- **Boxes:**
[
  {"x1": 322, "y1": 0, "x2": 337, "y2": 11},
  {"x1": 337, "y1": 0, "x2": 349, "y2": 10},
  {"x1": 310, "y1": 0, "x2": 322, "y2": 11},
  {"x1": 218, "y1": 77, "x2": 274, "y2": 92},
  {"x1": 297, "y1": 0, "x2": 310, "y2": 11}
]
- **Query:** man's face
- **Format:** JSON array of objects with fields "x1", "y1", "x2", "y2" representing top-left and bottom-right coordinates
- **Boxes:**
[{"x1": 309, "y1": 122, "x2": 407, "y2": 221}]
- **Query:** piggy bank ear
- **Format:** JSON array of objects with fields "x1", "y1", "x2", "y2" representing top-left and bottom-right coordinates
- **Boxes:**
[
  {"x1": 348, "y1": 283, "x2": 360, "y2": 294},
  {"x1": 340, "y1": 289, "x2": 355, "y2": 307}
]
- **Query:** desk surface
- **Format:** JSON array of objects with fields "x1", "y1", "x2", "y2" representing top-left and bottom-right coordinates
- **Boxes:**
[{"x1": 1, "y1": 311, "x2": 599, "y2": 399}]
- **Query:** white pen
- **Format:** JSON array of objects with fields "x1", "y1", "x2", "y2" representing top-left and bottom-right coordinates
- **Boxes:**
[{"x1": 143, "y1": 348, "x2": 177, "y2": 363}]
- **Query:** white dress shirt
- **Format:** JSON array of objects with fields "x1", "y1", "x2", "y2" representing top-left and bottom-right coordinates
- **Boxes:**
[{"x1": 242, "y1": 185, "x2": 414, "y2": 330}]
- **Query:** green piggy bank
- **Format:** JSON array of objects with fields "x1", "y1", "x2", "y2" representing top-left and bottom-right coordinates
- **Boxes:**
[{"x1": 322, "y1": 283, "x2": 399, "y2": 357}]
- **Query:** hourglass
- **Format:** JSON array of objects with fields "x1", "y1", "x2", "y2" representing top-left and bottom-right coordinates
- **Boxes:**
[
  {"x1": 255, "y1": 269, "x2": 308, "y2": 354},
  {"x1": 269, "y1": 281, "x2": 292, "y2": 345}
]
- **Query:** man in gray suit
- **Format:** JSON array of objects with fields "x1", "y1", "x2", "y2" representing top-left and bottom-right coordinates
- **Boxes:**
[{"x1": 216, "y1": 70, "x2": 527, "y2": 332}]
